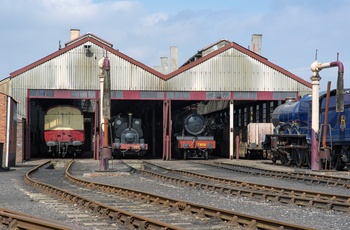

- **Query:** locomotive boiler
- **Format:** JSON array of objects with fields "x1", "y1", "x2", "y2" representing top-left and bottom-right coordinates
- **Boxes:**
[
  {"x1": 172, "y1": 106, "x2": 216, "y2": 160},
  {"x1": 111, "y1": 113, "x2": 148, "y2": 158},
  {"x1": 264, "y1": 89, "x2": 350, "y2": 170},
  {"x1": 44, "y1": 105, "x2": 84, "y2": 158}
]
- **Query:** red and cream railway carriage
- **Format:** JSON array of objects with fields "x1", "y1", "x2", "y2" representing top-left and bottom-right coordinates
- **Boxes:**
[{"x1": 44, "y1": 105, "x2": 84, "y2": 157}]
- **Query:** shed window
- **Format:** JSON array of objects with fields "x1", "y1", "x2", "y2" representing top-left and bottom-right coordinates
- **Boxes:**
[
  {"x1": 111, "y1": 91, "x2": 123, "y2": 99},
  {"x1": 166, "y1": 92, "x2": 190, "y2": 99},
  {"x1": 206, "y1": 92, "x2": 230, "y2": 99}
]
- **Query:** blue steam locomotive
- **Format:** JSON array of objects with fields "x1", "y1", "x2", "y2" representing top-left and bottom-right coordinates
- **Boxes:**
[
  {"x1": 264, "y1": 89, "x2": 350, "y2": 170},
  {"x1": 111, "y1": 113, "x2": 148, "y2": 158},
  {"x1": 172, "y1": 106, "x2": 216, "y2": 160}
]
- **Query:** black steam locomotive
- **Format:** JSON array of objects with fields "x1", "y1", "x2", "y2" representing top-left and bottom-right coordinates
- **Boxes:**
[
  {"x1": 172, "y1": 106, "x2": 216, "y2": 159},
  {"x1": 111, "y1": 113, "x2": 148, "y2": 158}
]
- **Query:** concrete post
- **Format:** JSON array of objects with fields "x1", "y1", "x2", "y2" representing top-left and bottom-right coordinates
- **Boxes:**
[{"x1": 310, "y1": 73, "x2": 321, "y2": 170}]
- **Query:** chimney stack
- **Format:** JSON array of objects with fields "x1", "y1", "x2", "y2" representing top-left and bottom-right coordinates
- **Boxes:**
[
  {"x1": 251, "y1": 34, "x2": 262, "y2": 55},
  {"x1": 170, "y1": 46, "x2": 178, "y2": 72},
  {"x1": 70, "y1": 29, "x2": 80, "y2": 41},
  {"x1": 161, "y1": 57, "x2": 168, "y2": 74}
]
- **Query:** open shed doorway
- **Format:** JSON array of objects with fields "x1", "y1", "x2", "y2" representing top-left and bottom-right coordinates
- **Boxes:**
[{"x1": 28, "y1": 98, "x2": 95, "y2": 158}]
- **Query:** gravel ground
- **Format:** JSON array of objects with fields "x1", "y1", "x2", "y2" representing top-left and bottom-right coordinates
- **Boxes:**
[
  {"x1": 71, "y1": 159, "x2": 350, "y2": 230},
  {"x1": 147, "y1": 160, "x2": 350, "y2": 196},
  {"x1": 0, "y1": 160, "x2": 86, "y2": 229},
  {"x1": 1, "y1": 158, "x2": 349, "y2": 230}
]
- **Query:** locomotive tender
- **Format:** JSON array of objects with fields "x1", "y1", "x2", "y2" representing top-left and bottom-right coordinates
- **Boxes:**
[
  {"x1": 111, "y1": 113, "x2": 148, "y2": 158},
  {"x1": 173, "y1": 106, "x2": 216, "y2": 160},
  {"x1": 264, "y1": 89, "x2": 350, "y2": 170},
  {"x1": 44, "y1": 105, "x2": 84, "y2": 158}
]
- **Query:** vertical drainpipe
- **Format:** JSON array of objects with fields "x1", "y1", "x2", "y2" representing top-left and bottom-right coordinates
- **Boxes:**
[
  {"x1": 229, "y1": 100, "x2": 234, "y2": 160},
  {"x1": 99, "y1": 61, "x2": 104, "y2": 147},
  {"x1": 310, "y1": 60, "x2": 344, "y2": 170},
  {"x1": 5, "y1": 97, "x2": 11, "y2": 168}
]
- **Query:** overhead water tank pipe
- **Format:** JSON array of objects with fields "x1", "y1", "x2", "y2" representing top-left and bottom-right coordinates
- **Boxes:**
[{"x1": 310, "y1": 60, "x2": 344, "y2": 170}]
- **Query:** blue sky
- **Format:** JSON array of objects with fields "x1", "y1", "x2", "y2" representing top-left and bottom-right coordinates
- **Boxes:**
[{"x1": 0, "y1": 0, "x2": 349, "y2": 91}]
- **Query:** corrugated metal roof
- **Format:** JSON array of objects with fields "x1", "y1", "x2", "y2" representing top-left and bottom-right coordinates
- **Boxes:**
[
  {"x1": 8, "y1": 32, "x2": 312, "y2": 117},
  {"x1": 10, "y1": 33, "x2": 312, "y2": 89}
]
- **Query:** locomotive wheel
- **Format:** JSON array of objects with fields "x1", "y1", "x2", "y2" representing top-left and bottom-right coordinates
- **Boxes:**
[
  {"x1": 204, "y1": 151, "x2": 209, "y2": 160},
  {"x1": 305, "y1": 152, "x2": 311, "y2": 168},
  {"x1": 333, "y1": 156, "x2": 344, "y2": 171},
  {"x1": 262, "y1": 150, "x2": 267, "y2": 159},
  {"x1": 281, "y1": 154, "x2": 291, "y2": 165},
  {"x1": 272, "y1": 157, "x2": 277, "y2": 164},
  {"x1": 294, "y1": 150, "x2": 305, "y2": 167}
]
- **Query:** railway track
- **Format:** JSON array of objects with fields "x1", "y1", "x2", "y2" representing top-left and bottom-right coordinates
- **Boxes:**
[
  {"x1": 25, "y1": 159, "x2": 314, "y2": 230},
  {"x1": 203, "y1": 161, "x2": 350, "y2": 189},
  {"x1": 25, "y1": 160, "x2": 180, "y2": 230},
  {"x1": 0, "y1": 207, "x2": 81, "y2": 230},
  {"x1": 142, "y1": 162, "x2": 350, "y2": 213}
]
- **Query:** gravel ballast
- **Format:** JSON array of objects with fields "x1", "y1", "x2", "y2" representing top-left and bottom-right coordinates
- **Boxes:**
[{"x1": 1, "y1": 158, "x2": 349, "y2": 230}]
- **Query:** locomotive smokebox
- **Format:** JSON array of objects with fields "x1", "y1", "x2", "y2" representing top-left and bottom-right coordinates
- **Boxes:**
[{"x1": 270, "y1": 97, "x2": 297, "y2": 127}]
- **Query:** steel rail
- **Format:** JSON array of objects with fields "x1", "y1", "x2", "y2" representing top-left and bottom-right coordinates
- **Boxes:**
[
  {"x1": 0, "y1": 207, "x2": 82, "y2": 230},
  {"x1": 142, "y1": 162, "x2": 350, "y2": 213},
  {"x1": 24, "y1": 160, "x2": 181, "y2": 230},
  {"x1": 209, "y1": 161, "x2": 350, "y2": 189},
  {"x1": 66, "y1": 160, "x2": 315, "y2": 230}
]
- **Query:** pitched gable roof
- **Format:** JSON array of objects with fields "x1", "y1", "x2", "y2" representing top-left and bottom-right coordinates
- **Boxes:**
[
  {"x1": 10, "y1": 33, "x2": 162, "y2": 78},
  {"x1": 171, "y1": 39, "x2": 311, "y2": 88},
  {"x1": 9, "y1": 32, "x2": 311, "y2": 89}
]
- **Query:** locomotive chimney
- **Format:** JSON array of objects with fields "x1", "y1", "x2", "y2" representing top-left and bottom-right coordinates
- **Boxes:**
[
  {"x1": 284, "y1": 97, "x2": 296, "y2": 103},
  {"x1": 128, "y1": 113, "x2": 132, "y2": 129},
  {"x1": 189, "y1": 105, "x2": 197, "y2": 113}
]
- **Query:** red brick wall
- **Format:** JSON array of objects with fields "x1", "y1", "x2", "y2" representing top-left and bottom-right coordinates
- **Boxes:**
[
  {"x1": 0, "y1": 94, "x2": 19, "y2": 167},
  {"x1": 16, "y1": 118, "x2": 25, "y2": 163}
]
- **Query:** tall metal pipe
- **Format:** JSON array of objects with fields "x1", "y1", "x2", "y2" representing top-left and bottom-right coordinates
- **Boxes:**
[
  {"x1": 98, "y1": 55, "x2": 112, "y2": 170},
  {"x1": 102, "y1": 56, "x2": 111, "y2": 147},
  {"x1": 310, "y1": 60, "x2": 344, "y2": 171},
  {"x1": 322, "y1": 81, "x2": 331, "y2": 147},
  {"x1": 311, "y1": 61, "x2": 344, "y2": 112}
]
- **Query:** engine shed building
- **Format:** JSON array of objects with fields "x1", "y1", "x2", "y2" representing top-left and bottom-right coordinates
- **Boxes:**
[{"x1": 0, "y1": 29, "x2": 312, "y2": 164}]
